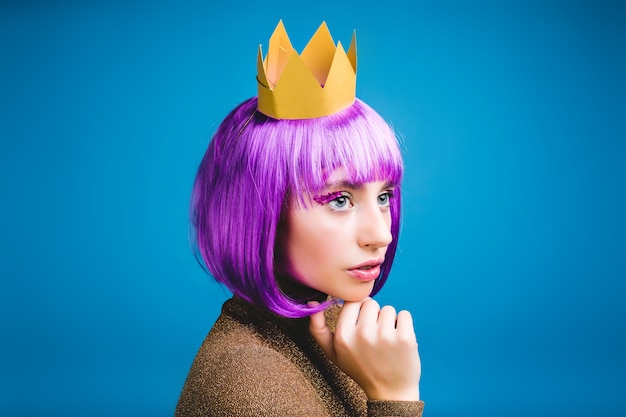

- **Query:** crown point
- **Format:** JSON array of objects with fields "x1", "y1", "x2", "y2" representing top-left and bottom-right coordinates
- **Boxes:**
[
  {"x1": 265, "y1": 20, "x2": 294, "y2": 87},
  {"x1": 347, "y1": 31, "x2": 357, "y2": 72},
  {"x1": 256, "y1": 45, "x2": 269, "y2": 89},
  {"x1": 324, "y1": 41, "x2": 356, "y2": 99},
  {"x1": 301, "y1": 21, "x2": 337, "y2": 86}
]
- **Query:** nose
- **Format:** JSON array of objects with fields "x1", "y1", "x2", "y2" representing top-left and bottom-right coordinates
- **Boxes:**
[{"x1": 357, "y1": 202, "x2": 393, "y2": 249}]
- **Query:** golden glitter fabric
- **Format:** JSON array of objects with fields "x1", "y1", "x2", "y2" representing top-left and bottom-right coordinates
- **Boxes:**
[{"x1": 175, "y1": 297, "x2": 424, "y2": 417}]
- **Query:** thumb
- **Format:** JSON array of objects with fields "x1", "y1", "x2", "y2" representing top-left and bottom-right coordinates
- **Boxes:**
[{"x1": 308, "y1": 302, "x2": 336, "y2": 362}]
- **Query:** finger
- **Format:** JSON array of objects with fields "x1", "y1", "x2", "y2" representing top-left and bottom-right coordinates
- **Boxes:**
[
  {"x1": 377, "y1": 305, "x2": 397, "y2": 332},
  {"x1": 335, "y1": 299, "x2": 367, "y2": 334},
  {"x1": 396, "y1": 310, "x2": 417, "y2": 342},
  {"x1": 356, "y1": 298, "x2": 381, "y2": 328},
  {"x1": 308, "y1": 304, "x2": 336, "y2": 362}
]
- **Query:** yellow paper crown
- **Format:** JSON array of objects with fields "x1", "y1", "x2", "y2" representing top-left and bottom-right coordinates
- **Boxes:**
[{"x1": 256, "y1": 21, "x2": 357, "y2": 120}]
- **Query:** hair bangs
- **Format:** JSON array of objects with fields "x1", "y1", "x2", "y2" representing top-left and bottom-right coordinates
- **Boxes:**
[{"x1": 287, "y1": 99, "x2": 404, "y2": 205}]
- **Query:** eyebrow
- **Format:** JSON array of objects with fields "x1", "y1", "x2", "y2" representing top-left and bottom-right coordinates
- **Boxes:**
[{"x1": 325, "y1": 180, "x2": 396, "y2": 190}]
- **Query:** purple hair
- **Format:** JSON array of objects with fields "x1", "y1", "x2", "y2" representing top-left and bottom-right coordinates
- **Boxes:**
[{"x1": 191, "y1": 97, "x2": 404, "y2": 318}]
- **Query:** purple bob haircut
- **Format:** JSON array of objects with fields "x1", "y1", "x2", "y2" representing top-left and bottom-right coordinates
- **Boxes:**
[{"x1": 191, "y1": 97, "x2": 404, "y2": 318}]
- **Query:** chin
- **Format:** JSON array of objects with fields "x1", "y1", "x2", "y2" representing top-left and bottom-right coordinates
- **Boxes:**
[
  {"x1": 340, "y1": 295, "x2": 370, "y2": 303},
  {"x1": 334, "y1": 286, "x2": 375, "y2": 302}
]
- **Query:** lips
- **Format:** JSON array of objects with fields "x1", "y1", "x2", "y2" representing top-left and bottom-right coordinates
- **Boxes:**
[{"x1": 347, "y1": 260, "x2": 383, "y2": 282}]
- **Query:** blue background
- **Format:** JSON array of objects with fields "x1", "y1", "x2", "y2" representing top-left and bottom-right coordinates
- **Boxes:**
[{"x1": 1, "y1": 1, "x2": 624, "y2": 416}]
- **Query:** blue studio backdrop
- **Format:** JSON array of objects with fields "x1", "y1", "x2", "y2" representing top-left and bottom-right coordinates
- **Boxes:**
[{"x1": 1, "y1": 1, "x2": 624, "y2": 416}]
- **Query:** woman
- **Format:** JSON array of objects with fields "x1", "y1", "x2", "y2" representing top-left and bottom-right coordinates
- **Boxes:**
[{"x1": 175, "y1": 21, "x2": 423, "y2": 416}]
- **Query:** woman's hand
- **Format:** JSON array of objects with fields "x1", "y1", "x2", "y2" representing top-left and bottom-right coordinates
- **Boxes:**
[{"x1": 309, "y1": 298, "x2": 421, "y2": 401}]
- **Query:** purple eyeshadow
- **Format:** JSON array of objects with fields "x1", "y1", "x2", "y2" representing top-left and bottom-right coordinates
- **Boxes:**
[{"x1": 313, "y1": 191, "x2": 343, "y2": 205}]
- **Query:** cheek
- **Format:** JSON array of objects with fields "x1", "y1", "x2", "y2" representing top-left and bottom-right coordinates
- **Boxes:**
[
  {"x1": 287, "y1": 215, "x2": 341, "y2": 273},
  {"x1": 293, "y1": 225, "x2": 331, "y2": 266},
  {"x1": 284, "y1": 216, "x2": 316, "y2": 270}
]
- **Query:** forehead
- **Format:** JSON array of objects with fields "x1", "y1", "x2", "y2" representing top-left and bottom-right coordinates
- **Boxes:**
[{"x1": 321, "y1": 167, "x2": 398, "y2": 189}]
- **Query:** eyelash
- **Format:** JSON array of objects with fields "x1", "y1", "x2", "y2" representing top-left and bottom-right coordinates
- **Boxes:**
[{"x1": 328, "y1": 193, "x2": 352, "y2": 210}]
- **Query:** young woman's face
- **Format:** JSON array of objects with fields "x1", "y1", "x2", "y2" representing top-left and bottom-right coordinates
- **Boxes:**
[{"x1": 282, "y1": 170, "x2": 395, "y2": 302}]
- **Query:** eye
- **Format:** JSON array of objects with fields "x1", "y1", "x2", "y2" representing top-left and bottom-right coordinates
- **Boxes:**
[
  {"x1": 377, "y1": 190, "x2": 394, "y2": 207},
  {"x1": 328, "y1": 193, "x2": 353, "y2": 211}
]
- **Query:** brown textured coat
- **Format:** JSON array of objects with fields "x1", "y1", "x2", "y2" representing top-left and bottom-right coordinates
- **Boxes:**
[{"x1": 175, "y1": 297, "x2": 424, "y2": 417}]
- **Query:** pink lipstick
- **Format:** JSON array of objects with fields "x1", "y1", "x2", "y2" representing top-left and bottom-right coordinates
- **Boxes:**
[{"x1": 347, "y1": 260, "x2": 383, "y2": 282}]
